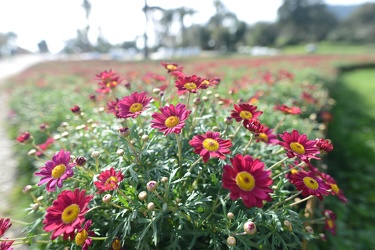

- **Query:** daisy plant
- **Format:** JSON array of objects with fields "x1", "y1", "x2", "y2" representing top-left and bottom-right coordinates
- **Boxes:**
[{"x1": 7, "y1": 61, "x2": 347, "y2": 250}]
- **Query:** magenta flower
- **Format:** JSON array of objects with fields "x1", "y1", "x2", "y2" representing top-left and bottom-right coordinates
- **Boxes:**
[
  {"x1": 189, "y1": 131, "x2": 232, "y2": 162},
  {"x1": 117, "y1": 92, "x2": 152, "y2": 119},
  {"x1": 290, "y1": 170, "x2": 330, "y2": 200},
  {"x1": 35, "y1": 150, "x2": 75, "y2": 192},
  {"x1": 278, "y1": 130, "x2": 321, "y2": 162},
  {"x1": 222, "y1": 154, "x2": 273, "y2": 208},
  {"x1": 151, "y1": 103, "x2": 191, "y2": 135},
  {"x1": 230, "y1": 104, "x2": 263, "y2": 122}
]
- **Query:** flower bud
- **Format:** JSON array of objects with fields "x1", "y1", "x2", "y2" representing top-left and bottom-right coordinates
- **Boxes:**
[
  {"x1": 70, "y1": 105, "x2": 81, "y2": 114},
  {"x1": 39, "y1": 123, "x2": 49, "y2": 131},
  {"x1": 161, "y1": 177, "x2": 168, "y2": 183},
  {"x1": 31, "y1": 203, "x2": 40, "y2": 211},
  {"x1": 116, "y1": 149, "x2": 125, "y2": 156},
  {"x1": 23, "y1": 185, "x2": 33, "y2": 194},
  {"x1": 319, "y1": 233, "x2": 327, "y2": 241},
  {"x1": 153, "y1": 88, "x2": 161, "y2": 94},
  {"x1": 102, "y1": 194, "x2": 112, "y2": 204},
  {"x1": 141, "y1": 135, "x2": 149, "y2": 141},
  {"x1": 147, "y1": 202, "x2": 155, "y2": 211},
  {"x1": 91, "y1": 151, "x2": 100, "y2": 158},
  {"x1": 305, "y1": 226, "x2": 314, "y2": 234},
  {"x1": 138, "y1": 191, "x2": 147, "y2": 201},
  {"x1": 226, "y1": 236, "x2": 236, "y2": 246},
  {"x1": 146, "y1": 181, "x2": 158, "y2": 192},
  {"x1": 202, "y1": 96, "x2": 209, "y2": 102},
  {"x1": 119, "y1": 127, "x2": 130, "y2": 138},
  {"x1": 243, "y1": 221, "x2": 257, "y2": 235},
  {"x1": 212, "y1": 126, "x2": 220, "y2": 132},
  {"x1": 16, "y1": 132, "x2": 33, "y2": 144},
  {"x1": 225, "y1": 117, "x2": 233, "y2": 125},
  {"x1": 227, "y1": 212, "x2": 234, "y2": 220},
  {"x1": 61, "y1": 131, "x2": 69, "y2": 138},
  {"x1": 193, "y1": 98, "x2": 201, "y2": 105},
  {"x1": 27, "y1": 149, "x2": 37, "y2": 156},
  {"x1": 75, "y1": 156, "x2": 87, "y2": 166},
  {"x1": 284, "y1": 220, "x2": 293, "y2": 231}
]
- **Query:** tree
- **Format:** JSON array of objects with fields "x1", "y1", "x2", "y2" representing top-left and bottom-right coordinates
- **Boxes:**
[{"x1": 277, "y1": 0, "x2": 338, "y2": 45}]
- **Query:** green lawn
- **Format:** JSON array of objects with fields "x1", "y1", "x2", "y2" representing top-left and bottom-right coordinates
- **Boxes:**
[
  {"x1": 321, "y1": 69, "x2": 375, "y2": 249},
  {"x1": 281, "y1": 42, "x2": 375, "y2": 55}
]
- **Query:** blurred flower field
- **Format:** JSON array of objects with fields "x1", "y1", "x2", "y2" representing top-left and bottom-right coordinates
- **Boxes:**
[{"x1": 1, "y1": 54, "x2": 375, "y2": 249}]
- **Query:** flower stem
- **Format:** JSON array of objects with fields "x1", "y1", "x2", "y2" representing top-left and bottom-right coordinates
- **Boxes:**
[
  {"x1": 267, "y1": 191, "x2": 302, "y2": 210},
  {"x1": 232, "y1": 121, "x2": 243, "y2": 137},
  {"x1": 190, "y1": 167, "x2": 205, "y2": 192},
  {"x1": 289, "y1": 195, "x2": 314, "y2": 207},
  {"x1": 268, "y1": 157, "x2": 289, "y2": 171},
  {"x1": 273, "y1": 114, "x2": 286, "y2": 133},
  {"x1": 272, "y1": 161, "x2": 304, "y2": 180},
  {"x1": 176, "y1": 133, "x2": 182, "y2": 172},
  {"x1": 187, "y1": 157, "x2": 202, "y2": 173},
  {"x1": 125, "y1": 137, "x2": 142, "y2": 166},
  {"x1": 91, "y1": 236, "x2": 108, "y2": 241},
  {"x1": 117, "y1": 188, "x2": 132, "y2": 203},
  {"x1": 243, "y1": 134, "x2": 253, "y2": 155}
]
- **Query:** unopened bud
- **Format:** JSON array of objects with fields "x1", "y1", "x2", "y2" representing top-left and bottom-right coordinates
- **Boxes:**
[
  {"x1": 212, "y1": 126, "x2": 220, "y2": 132},
  {"x1": 226, "y1": 236, "x2": 236, "y2": 246},
  {"x1": 227, "y1": 212, "x2": 234, "y2": 220},
  {"x1": 116, "y1": 149, "x2": 125, "y2": 156},
  {"x1": 284, "y1": 220, "x2": 293, "y2": 231},
  {"x1": 243, "y1": 221, "x2": 257, "y2": 235},
  {"x1": 193, "y1": 98, "x2": 201, "y2": 105},
  {"x1": 146, "y1": 181, "x2": 158, "y2": 192},
  {"x1": 138, "y1": 191, "x2": 147, "y2": 201},
  {"x1": 225, "y1": 117, "x2": 233, "y2": 125},
  {"x1": 31, "y1": 203, "x2": 40, "y2": 211},
  {"x1": 75, "y1": 156, "x2": 87, "y2": 166},
  {"x1": 27, "y1": 149, "x2": 37, "y2": 156},
  {"x1": 202, "y1": 96, "x2": 209, "y2": 102},
  {"x1": 141, "y1": 135, "x2": 149, "y2": 141},
  {"x1": 305, "y1": 226, "x2": 314, "y2": 234},
  {"x1": 102, "y1": 194, "x2": 112, "y2": 204},
  {"x1": 23, "y1": 185, "x2": 33, "y2": 194},
  {"x1": 61, "y1": 131, "x2": 69, "y2": 137},
  {"x1": 153, "y1": 88, "x2": 161, "y2": 94},
  {"x1": 91, "y1": 151, "x2": 100, "y2": 158},
  {"x1": 161, "y1": 177, "x2": 168, "y2": 183},
  {"x1": 119, "y1": 127, "x2": 130, "y2": 138},
  {"x1": 147, "y1": 202, "x2": 155, "y2": 211}
]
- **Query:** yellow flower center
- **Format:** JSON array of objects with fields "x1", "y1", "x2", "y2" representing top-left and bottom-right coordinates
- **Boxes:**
[
  {"x1": 166, "y1": 64, "x2": 177, "y2": 71},
  {"x1": 330, "y1": 183, "x2": 339, "y2": 194},
  {"x1": 184, "y1": 82, "x2": 197, "y2": 90},
  {"x1": 104, "y1": 176, "x2": 118, "y2": 187},
  {"x1": 129, "y1": 103, "x2": 143, "y2": 113},
  {"x1": 290, "y1": 142, "x2": 305, "y2": 154},
  {"x1": 164, "y1": 116, "x2": 180, "y2": 128},
  {"x1": 75, "y1": 229, "x2": 88, "y2": 246},
  {"x1": 61, "y1": 204, "x2": 80, "y2": 224},
  {"x1": 202, "y1": 79, "x2": 210, "y2": 86},
  {"x1": 290, "y1": 169, "x2": 299, "y2": 175},
  {"x1": 239, "y1": 110, "x2": 253, "y2": 119},
  {"x1": 303, "y1": 177, "x2": 319, "y2": 190},
  {"x1": 112, "y1": 238, "x2": 121, "y2": 250},
  {"x1": 202, "y1": 138, "x2": 219, "y2": 151},
  {"x1": 51, "y1": 164, "x2": 66, "y2": 179},
  {"x1": 259, "y1": 133, "x2": 268, "y2": 142},
  {"x1": 106, "y1": 81, "x2": 118, "y2": 88},
  {"x1": 327, "y1": 219, "x2": 334, "y2": 229},
  {"x1": 236, "y1": 171, "x2": 255, "y2": 191}
]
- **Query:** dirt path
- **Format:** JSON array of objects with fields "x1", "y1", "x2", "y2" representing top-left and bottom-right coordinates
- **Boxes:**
[{"x1": 0, "y1": 54, "x2": 50, "y2": 248}]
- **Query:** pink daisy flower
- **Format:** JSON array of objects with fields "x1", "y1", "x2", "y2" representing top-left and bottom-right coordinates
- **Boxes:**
[
  {"x1": 323, "y1": 209, "x2": 337, "y2": 235},
  {"x1": 161, "y1": 62, "x2": 183, "y2": 73},
  {"x1": 16, "y1": 131, "x2": 32, "y2": 143},
  {"x1": 278, "y1": 130, "x2": 321, "y2": 162},
  {"x1": 256, "y1": 126, "x2": 279, "y2": 144},
  {"x1": 222, "y1": 154, "x2": 273, "y2": 208},
  {"x1": 315, "y1": 138, "x2": 334, "y2": 153},
  {"x1": 320, "y1": 172, "x2": 348, "y2": 203},
  {"x1": 290, "y1": 170, "x2": 330, "y2": 200},
  {"x1": 189, "y1": 131, "x2": 232, "y2": 162},
  {"x1": 94, "y1": 168, "x2": 124, "y2": 194},
  {"x1": 43, "y1": 189, "x2": 93, "y2": 240},
  {"x1": 75, "y1": 220, "x2": 95, "y2": 250},
  {"x1": 230, "y1": 104, "x2": 263, "y2": 122},
  {"x1": 274, "y1": 104, "x2": 301, "y2": 115},
  {"x1": 117, "y1": 92, "x2": 152, "y2": 119},
  {"x1": 0, "y1": 218, "x2": 12, "y2": 237},
  {"x1": 151, "y1": 103, "x2": 191, "y2": 135},
  {"x1": 35, "y1": 150, "x2": 75, "y2": 192},
  {"x1": 175, "y1": 75, "x2": 203, "y2": 94}
]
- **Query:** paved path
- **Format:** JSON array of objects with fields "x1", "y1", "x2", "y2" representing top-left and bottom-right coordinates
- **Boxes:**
[{"x1": 0, "y1": 54, "x2": 50, "y2": 248}]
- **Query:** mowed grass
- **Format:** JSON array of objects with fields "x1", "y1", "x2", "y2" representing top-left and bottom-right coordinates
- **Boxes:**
[
  {"x1": 281, "y1": 42, "x2": 375, "y2": 55},
  {"x1": 322, "y1": 69, "x2": 375, "y2": 249}
]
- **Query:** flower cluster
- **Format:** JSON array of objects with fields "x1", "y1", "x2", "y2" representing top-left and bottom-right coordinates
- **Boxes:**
[{"x1": 10, "y1": 61, "x2": 347, "y2": 249}]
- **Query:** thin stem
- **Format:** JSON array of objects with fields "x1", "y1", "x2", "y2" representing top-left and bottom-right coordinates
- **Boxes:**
[
  {"x1": 273, "y1": 114, "x2": 286, "y2": 133},
  {"x1": 267, "y1": 191, "x2": 302, "y2": 211},
  {"x1": 0, "y1": 234, "x2": 48, "y2": 241},
  {"x1": 187, "y1": 157, "x2": 202, "y2": 173},
  {"x1": 289, "y1": 195, "x2": 314, "y2": 207},
  {"x1": 86, "y1": 205, "x2": 102, "y2": 214},
  {"x1": 190, "y1": 167, "x2": 205, "y2": 192},
  {"x1": 154, "y1": 191, "x2": 166, "y2": 203},
  {"x1": 91, "y1": 236, "x2": 108, "y2": 241},
  {"x1": 268, "y1": 157, "x2": 289, "y2": 171},
  {"x1": 243, "y1": 134, "x2": 253, "y2": 155},
  {"x1": 125, "y1": 137, "x2": 142, "y2": 166},
  {"x1": 232, "y1": 121, "x2": 243, "y2": 137},
  {"x1": 117, "y1": 188, "x2": 132, "y2": 203},
  {"x1": 272, "y1": 161, "x2": 304, "y2": 180},
  {"x1": 95, "y1": 158, "x2": 99, "y2": 173},
  {"x1": 176, "y1": 133, "x2": 182, "y2": 171}
]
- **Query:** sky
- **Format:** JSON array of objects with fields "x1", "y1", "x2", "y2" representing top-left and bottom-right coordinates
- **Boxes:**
[{"x1": 0, "y1": 0, "x2": 374, "y2": 53}]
